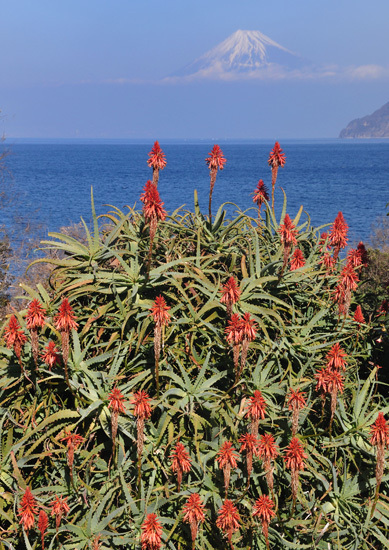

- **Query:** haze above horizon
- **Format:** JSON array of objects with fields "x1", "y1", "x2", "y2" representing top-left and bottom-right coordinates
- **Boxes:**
[{"x1": 1, "y1": 1, "x2": 388, "y2": 140}]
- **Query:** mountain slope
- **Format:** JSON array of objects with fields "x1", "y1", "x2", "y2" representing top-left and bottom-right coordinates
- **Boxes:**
[
  {"x1": 171, "y1": 29, "x2": 310, "y2": 79},
  {"x1": 340, "y1": 102, "x2": 389, "y2": 138}
]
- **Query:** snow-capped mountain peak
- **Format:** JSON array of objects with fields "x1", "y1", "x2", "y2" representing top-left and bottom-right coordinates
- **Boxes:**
[{"x1": 171, "y1": 29, "x2": 309, "y2": 80}]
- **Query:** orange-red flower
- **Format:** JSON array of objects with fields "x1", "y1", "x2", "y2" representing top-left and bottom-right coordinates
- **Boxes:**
[
  {"x1": 290, "y1": 248, "x2": 305, "y2": 271},
  {"x1": 4, "y1": 315, "x2": 27, "y2": 365},
  {"x1": 239, "y1": 432, "x2": 258, "y2": 482},
  {"x1": 108, "y1": 386, "x2": 126, "y2": 414},
  {"x1": 253, "y1": 179, "x2": 269, "y2": 210},
  {"x1": 170, "y1": 442, "x2": 192, "y2": 491},
  {"x1": 257, "y1": 433, "x2": 279, "y2": 492},
  {"x1": 340, "y1": 263, "x2": 359, "y2": 291},
  {"x1": 150, "y1": 295, "x2": 171, "y2": 327},
  {"x1": 205, "y1": 145, "x2": 227, "y2": 171},
  {"x1": 220, "y1": 277, "x2": 241, "y2": 316},
  {"x1": 246, "y1": 390, "x2": 267, "y2": 436},
  {"x1": 132, "y1": 390, "x2": 152, "y2": 420},
  {"x1": 329, "y1": 212, "x2": 348, "y2": 259},
  {"x1": 132, "y1": 390, "x2": 152, "y2": 458},
  {"x1": 182, "y1": 493, "x2": 205, "y2": 545},
  {"x1": 225, "y1": 314, "x2": 243, "y2": 346},
  {"x1": 41, "y1": 341, "x2": 61, "y2": 370},
  {"x1": 279, "y1": 214, "x2": 298, "y2": 248},
  {"x1": 216, "y1": 441, "x2": 239, "y2": 496},
  {"x1": 253, "y1": 495, "x2": 275, "y2": 548},
  {"x1": 54, "y1": 298, "x2": 78, "y2": 333},
  {"x1": 357, "y1": 241, "x2": 369, "y2": 267},
  {"x1": 216, "y1": 499, "x2": 240, "y2": 546},
  {"x1": 26, "y1": 299, "x2": 46, "y2": 330},
  {"x1": 61, "y1": 430, "x2": 85, "y2": 477},
  {"x1": 370, "y1": 413, "x2": 389, "y2": 448},
  {"x1": 38, "y1": 509, "x2": 49, "y2": 549},
  {"x1": 18, "y1": 486, "x2": 37, "y2": 532},
  {"x1": 147, "y1": 141, "x2": 167, "y2": 171},
  {"x1": 318, "y1": 251, "x2": 335, "y2": 273},
  {"x1": 284, "y1": 437, "x2": 307, "y2": 501},
  {"x1": 268, "y1": 141, "x2": 286, "y2": 169},
  {"x1": 353, "y1": 305, "x2": 365, "y2": 325},
  {"x1": 50, "y1": 495, "x2": 70, "y2": 530},
  {"x1": 140, "y1": 181, "x2": 167, "y2": 224},
  {"x1": 141, "y1": 513, "x2": 163, "y2": 550},
  {"x1": 326, "y1": 343, "x2": 347, "y2": 371},
  {"x1": 288, "y1": 388, "x2": 306, "y2": 435},
  {"x1": 240, "y1": 313, "x2": 257, "y2": 342}
]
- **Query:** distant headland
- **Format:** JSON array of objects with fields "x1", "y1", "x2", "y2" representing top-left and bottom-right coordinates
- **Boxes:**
[{"x1": 340, "y1": 102, "x2": 389, "y2": 138}]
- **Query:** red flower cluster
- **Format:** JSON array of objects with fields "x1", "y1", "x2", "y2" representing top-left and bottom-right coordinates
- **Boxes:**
[
  {"x1": 182, "y1": 493, "x2": 205, "y2": 545},
  {"x1": 170, "y1": 441, "x2": 192, "y2": 490},
  {"x1": 370, "y1": 412, "x2": 389, "y2": 494},
  {"x1": 253, "y1": 495, "x2": 275, "y2": 547},
  {"x1": 284, "y1": 437, "x2": 307, "y2": 501},
  {"x1": 353, "y1": 305, "x2": 365, "y2": 325},
  {"x1": 108, "y1": 386, "x2": 126, "y2": 414},
  {"x1": 239, "y1": 432, "x2": 259, "y2": 481},
  {"x1": 205, "y1": 144, "x2": 227, "y2": 171},
  {"x1": 140, "y1": 181, "x2": 167, "y2": 225},
  {"x1": 141, "y1": 513, "x2": 163, "y2": 550},
  {"x1": 50, "y1": 495, "x2": 70, "y2": 530},
  {"x1": 287, "y1": 388, "x2": 307, "y2": 435},
  {"x1": 252, "y1": 179, "x2": 269, "y2": 211},
  {"x1": 329, "y1": 211, "x2": 348, "y2": 260},
  {"x1": 132, "y1": 390, "x2": 152, "y2": 457},
  {"x1": 150, "y1": 295, "x2": 171, "y2": 327},
  {"x1": 216, "y1": 499, "x2": 240, "y2": 545},
  {"x1": 54, "y1": 298, "x2": 78, "y2": 333},
  {"x1": 290, "y1": 248, "x2": 305, "y2": 271},
  {"x1": 225, "y1": 313, "x2": 257, "y2": 375},
  {"x1": 246, "y1": 390, "x2": 267, "y2": 436},
  {"x1": 18, "y1": 486, "x2": 37, "y2": 532},
  {"x1": 4, "y1": 315, "x2": 27, "y2": 367},
  {"x1": 220, "y1": 276, "x2": 241, "y2": 316},
  {"x1": 268, "y1": 141, "x2": 286, "y2": 169},
  {"x1": 315, "y1": 343, "x2": 347, "y2": 422},
  {"x1": 257, "y1": 433, "x2": 278, "y2": 491},
  {"x1": 38, "y1": 509, "x2": 49, "y2": 549},
  {"x1": 26, "y1": 299, "x2": 46, "y2": 330},
  {"x1": 279, "y1": 214, "x2": 298, "y2": 248},
  {"x1": 216, "y1": 441, "x2": 239, "y2": 496},
  {"x1": 41, "y1": 341, "x2": 61, "y2": 370},
  {"x1": 147, "y1": 141, "x2": 167, "y2": 171}
]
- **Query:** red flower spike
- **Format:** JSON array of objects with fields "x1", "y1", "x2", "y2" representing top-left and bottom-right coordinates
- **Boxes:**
[
  {"x1": 132, "y1": 390, "x2": 152, "y2": 420},
  {"x1": 140, "y1": 181, "x2": 167, "y2": 225},
  {"x1": 54, "y1": 298, "x2": 78, "y2": 333},
  {"x1": 239, "y1": 432, "x2": 258, "y2": 482},
  {"x1": 225, "y1": 314, "x2": 243, "y2": 346},
  {"x1": 182, "y1": 493, "x2": 206, "y2": 546},
  {"x1": 268, "y1": 141, "x2": 286, "y2": 169},
  {"x1": 216, "y1": 441, "x2": 239, "y2": 496},
  {"x1": 257, "y1": 433, "x2": 279, "y2": 492},
  {"x1": 290, "y1": 248, "x2": 305, "y2": 271},
  {"x1": 141, "y1": 513, "x2": 163, "y2": 550},
  {"x1": 220, "y1": 277, "x2": 241, "y2": 317},
  {"x1": 216, "y1": 499, "x2": 240, "y2": 547},
  {"x1": 150, "y1": 295, "x2": 170, "y2": 327},
  {"x1": 147, "y1": 141, "x2": 167, "y2": 186},
  {"x1": 253, "y1": 495, "x2": 275, "y2": 548},
  {"x1": 205, "y1": 145, "x2": 226, "y2": 223},
  {"x1": 170, "y1": 442, "x2": 192, "y2": 491},
  {"x1": 318, "y1": 252, "x2": 335, "y2": 273},
  {"x1": 268, "y1": 142, "x2": 286, "y2": 209},
  {"x1": 370, "y1": 413, "x2": 389, "y2": 448},
  {"x1": 354, "y1": 305, "x2": 365, "y2": 325},
  {"x1": 50, "y1": 495, "x2": 70, "y2": 531},
  {"x1": 288, "y1": 388, "x2": 307, "y2": 436},
  {"x1": 329, "y1": 211, "x2": 348, "y2": 260},
  {"x1": 246, "y1": 390, "x2": 267, "y2": 437},
  {"x1": 41, "y1": 341, "x2": 61, "y2": 370},
  {"x1": 18, "y1": 486, "x2": 37, "y2": 532},
  {"x1": 347, "y1": 247, "x2": 363, "y2": 268},
  {"x1": 4, "y1": 315, "x2": 27, "y2": 366},
  {"x1": 108, "y1": 386, "x2": 126, "y2": 450},
  {"x1": 326, "y1": 343, "x2": 347, "y2": 372},
  {"x1": 340, "y1": 263, "x2": 359, "y2": 292},
  {"x1": 279, "y1": 214, "x2": 298, "y2": 248},
  {"x1": 240, "y1": 313, "x2": 257, "y2": 342},
  {"x1": 253, "y1": 180, "x2": 270, "y2": 221},
  {"x1": 108, "y1": 387, "x2": 126, "y2": 414},
  {"x1": 370, "y1": 412, "x2": 389, "y2": 493},
  {"x1": 284, "y1": 437, "x2": 307, "y2": 502},
  {"x1": 61, "y1": 430, "x2": 84, "y2": 480},
  {"x1": 26, "y1": 299, "x2": 46, "y2": 330},
  {"x1": 205, "y1": 145, "x2": 227, "y2": 171},
  {"x1": 132, "y1": 390, "x2": 152, "y2": 458},
  {"x1": 38, "y1": 509, "x2": 49, "y2": 549}
]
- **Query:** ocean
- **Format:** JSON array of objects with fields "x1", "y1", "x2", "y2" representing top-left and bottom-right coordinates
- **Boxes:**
[{"x1": 1, "y1": 139, "x2": 388, "y2": 256}]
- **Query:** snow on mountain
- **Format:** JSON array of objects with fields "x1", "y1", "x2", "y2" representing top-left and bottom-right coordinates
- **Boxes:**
[{"x1": 170, "y1": 30, "x2": 311, "y2": 80}]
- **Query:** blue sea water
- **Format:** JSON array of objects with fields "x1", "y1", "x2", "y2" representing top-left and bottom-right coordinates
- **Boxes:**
[{"x1": 1, "y1": 139, "x2": 388, "y2": 255}]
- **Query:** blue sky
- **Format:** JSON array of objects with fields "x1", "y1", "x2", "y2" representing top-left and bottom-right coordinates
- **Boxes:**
[{"x1": 1, "y1": 0, "x2": 389, "y2": 139}]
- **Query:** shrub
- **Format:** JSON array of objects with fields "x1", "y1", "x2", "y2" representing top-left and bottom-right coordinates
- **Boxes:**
[{"x1": 0, "y1": 143, "x2": 388, "y2": 549}]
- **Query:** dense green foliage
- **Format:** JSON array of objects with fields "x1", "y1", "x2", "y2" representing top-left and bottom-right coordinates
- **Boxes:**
[{"x1": 0, "y1": 149, "x2": 388, "y2": 550}]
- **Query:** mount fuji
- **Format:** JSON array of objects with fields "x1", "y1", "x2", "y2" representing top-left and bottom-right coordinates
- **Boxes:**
[{"x1": 170, "y1": 30, "x2": 312, "y2": 80}]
